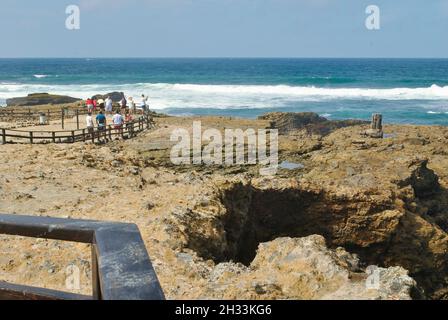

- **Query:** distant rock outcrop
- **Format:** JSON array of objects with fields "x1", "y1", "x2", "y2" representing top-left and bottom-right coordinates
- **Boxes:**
[
  {"x1": 6, "y1": 93, "x2": 81, "y2": 107},
  {"x1": 92, "y1": 92, "x2": 125, "y2": 102},
  {"x1": 259, "y1": 112, "x2": 368, "y2": 135}
]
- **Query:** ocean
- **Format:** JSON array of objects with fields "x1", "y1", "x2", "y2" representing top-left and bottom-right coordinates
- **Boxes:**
[{"x1": 1, "y1": 58, "x2": 448, "y2": 125}]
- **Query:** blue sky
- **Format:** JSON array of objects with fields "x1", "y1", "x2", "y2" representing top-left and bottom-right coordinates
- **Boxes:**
[{"x1": 0, "y1": 0, "x2": 447, "y2": 58}]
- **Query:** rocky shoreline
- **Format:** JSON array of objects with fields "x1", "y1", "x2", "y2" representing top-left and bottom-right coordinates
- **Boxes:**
[
  {"x1": 1, "y1": 111, "x2": 448, "y2": 299},
  {"x1": 4, "y1": 91, "x2": 134, "y2": 108},
  {"x1": 5, "y1": 93, "x2": 82, "y2": 107}
]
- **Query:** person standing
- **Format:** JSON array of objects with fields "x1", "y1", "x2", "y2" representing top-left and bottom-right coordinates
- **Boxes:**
[
  {"x1": 112, "y1": 110, "x2": 124, "y2": 139},
  {"x1": 140, "y1": 94, "x2": 148, "y2": 114},
  {"x1": 120, "y1": 94, "x2": 127, "y2": 110},
  {"x1": 125, "y1": 111, "x2": 134, "y2": 138},
  {"x1": 125, "y1": 111, "x2": 133, "y2": 123},
  {"x1": 97, "y1": 99, "x2": 105, "y2": 111},
  {"x1": 86, "y1": 98, "x2": 94, "y2": 112},
  {"x1": 92, "y1": 98, "x2": 98, "y2": 111},
  {"x1": 86, "y1": 112, "x2": 94, "y2": 138},
  {"x1": 96, "y1": 111, "x2": 107, "y2": 141},
  {"x1": 128, "y1": 97, "x2": 135, "y2": 114},
  {"x1": 105, "y1": 96, "x2": 113, "y2": 114}
]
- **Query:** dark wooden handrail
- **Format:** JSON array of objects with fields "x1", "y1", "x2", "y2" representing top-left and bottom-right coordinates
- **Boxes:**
[
  {"x1": 0, "y1": 214, "x2": 165, "y2": 300},
  {"x1": 0, "y1": 115, "x2": 155, "y2": 144},
  {"x1": 0, "y1": 108, "x2": 89, "y2": 119}
]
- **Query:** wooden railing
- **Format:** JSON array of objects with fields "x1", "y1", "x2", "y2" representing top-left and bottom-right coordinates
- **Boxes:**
[
  {"x1": 0, "y1": 214, "x2": 165, "y2": 300},
  {"x1": 0, "y1": 108, "x2": 88, "y2": 119},
  {"x1": 1, "y1": 115, "x2": 154, "y2": 145}
]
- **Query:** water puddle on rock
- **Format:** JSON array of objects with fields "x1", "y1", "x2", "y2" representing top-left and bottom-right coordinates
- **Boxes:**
[{"x1": 279, "y1": 161, "x2": 305, "y2": 170}]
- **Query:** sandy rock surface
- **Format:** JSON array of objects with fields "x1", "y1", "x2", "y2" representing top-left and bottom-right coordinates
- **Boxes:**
[{"x1": 1, "y1": 114, "x2": 448, "y2": 299}]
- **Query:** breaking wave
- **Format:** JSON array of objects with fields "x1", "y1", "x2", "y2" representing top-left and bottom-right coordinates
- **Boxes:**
[{"x1": 2, "y1": 82, "x2": 448, "y2": 109}]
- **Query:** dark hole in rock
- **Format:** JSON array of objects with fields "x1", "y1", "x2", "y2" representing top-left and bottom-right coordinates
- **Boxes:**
[
  {"x1": 182, "y1": 179, "x2": 448, "y2": 299},
  {"x1": 206, "y1": 184, "x2": 338, "y2": 266}
]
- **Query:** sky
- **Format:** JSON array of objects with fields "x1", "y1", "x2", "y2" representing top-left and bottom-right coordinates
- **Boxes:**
[{"x1": 0, "y1": 0, "x2": 447, "y2": 58}]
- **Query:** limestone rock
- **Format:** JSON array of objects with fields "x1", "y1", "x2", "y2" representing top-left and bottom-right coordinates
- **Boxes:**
[
  {"x1": 92, "y1": 92, "x2": 125, "y2": 102},
  {"x1": 6, "y1": 93, "x2": 81, "y2": 107},
  {"x1": 2, "y1": 114, "x2": 448, "y2": 300},
  {"x1": 258, "y1": 112, "x2": 368, "y2": 135},
  {"x1": 197, "y1": 236, "x2": 416, "y2": 300},
  {"x1": 362, "y1": 128, "x2": 384, "y2": 138},
  {"x1": 163, "y1": 168, "x2": 447, "y2": 299}
]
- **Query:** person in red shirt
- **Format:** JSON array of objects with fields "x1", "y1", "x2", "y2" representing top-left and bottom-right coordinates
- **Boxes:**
[
  {"x1": 86, "y1": 98, "x2": 94, "y2": 112},
  {"x1": 125, "y1": 111, "x2": 134, "y2": 137}
]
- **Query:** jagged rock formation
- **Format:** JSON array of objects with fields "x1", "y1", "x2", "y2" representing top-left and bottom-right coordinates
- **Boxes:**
[
  {"x1": 258, "y1": 112, "x2": 368, "y2": 135},
  {"x1": 190, "y1": 236, "x2": 416, "y2": 300},
  {"x1": 6, "y1": 93, "x2": 81, "y2": 107},
  {"x1": 160, "y1": 120, "x2": 448, "y2": 299},
  {"x1": 162, "y1": 165, "x2": 447, "y2": 299}
]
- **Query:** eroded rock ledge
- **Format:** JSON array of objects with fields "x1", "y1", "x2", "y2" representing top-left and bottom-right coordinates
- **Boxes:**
[
  {"x1": 163, "y1": 157, "x2": 448, "y2": 299},
  {"x1": 172, "y1": 235, "x2": 416, "y2": 300},
  {"x1": 6, "y1": 93, "x2": 81, "y2": 107},
  {"x1": 2, "y1": 115, "x2": 448, "y2": 300}
]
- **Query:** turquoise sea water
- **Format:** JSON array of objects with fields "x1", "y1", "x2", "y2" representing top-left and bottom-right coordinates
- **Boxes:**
[{"x1": 1, "y1": 58, "x2": 448, "y2": 125}]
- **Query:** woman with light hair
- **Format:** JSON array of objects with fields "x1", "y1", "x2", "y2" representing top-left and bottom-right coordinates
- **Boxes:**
[{"x1": 128, "y1": 96, "x2": 136, "y2": 114}]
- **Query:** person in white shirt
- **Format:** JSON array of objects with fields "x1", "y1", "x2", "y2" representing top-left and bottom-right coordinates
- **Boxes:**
[
  {"x1": 128, "y1": 97, "x2": 135, "y2": 114},
  {"x1": 86, "y1": 112, "x2": 94, "y2": 138},
  {"x1": 140, "y1": 94, "x2": 148, "y2": 114},
  {"x1": 105, "y1": 96, "x2": 113, "y2": 114},
  {"x1": 112, "y1": 110, "x2": 124, "y2": 138}
]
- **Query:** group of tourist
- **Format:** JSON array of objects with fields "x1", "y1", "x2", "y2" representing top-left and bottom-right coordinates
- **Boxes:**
[
  {"x1": 85, "y1": 93, "x2": 149, "y2": 115},
  {"x1": 84, "y1": 92, "x2": 150, "y2": 140}
]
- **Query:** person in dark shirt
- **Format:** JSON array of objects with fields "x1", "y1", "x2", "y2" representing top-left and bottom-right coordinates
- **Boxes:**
[{"x1": 96, "y1": 111, "x2": 107, "y2": 141}]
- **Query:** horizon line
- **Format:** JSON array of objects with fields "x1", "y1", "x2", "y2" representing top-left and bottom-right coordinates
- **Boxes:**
[{"x1": 1, "y1": 56, "x2": 448, "y2": 60}]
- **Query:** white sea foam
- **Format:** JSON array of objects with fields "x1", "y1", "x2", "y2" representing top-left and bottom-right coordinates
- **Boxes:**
[
  {"x1": 33, "y1": 74, "x2": 49, "y2": 79},
  {"x1": 1, "y1": 82, "x2": 448, "y2": 109},
  {"x1": 167, "y1": 83, "x2": 448, "y2": 100}
]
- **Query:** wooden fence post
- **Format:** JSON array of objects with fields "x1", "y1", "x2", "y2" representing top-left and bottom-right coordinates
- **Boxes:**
[
  {"x1": 129, "y1": 123, "x2": 134, "y2": 138},
  {"x1": 52, "y1": 132, "x2": 56, "y2": 143},
  {"x1": 61, "y1": 108, "x2": 65, "y2": 130},
  {"x1": 1, "y1": 129, "x2": 6, "y2": 145},
  {"x1": 76, "y1": 109, "x2": 80, "y2": 130},
  {"x1": 82, "y1": 129, "x2": 86, "y2": 142},
  {"x1": 71, "y1": 131, "x2": 75, "y2": 143},
  {"x1": 29, "y1": 132, "x2": 33, "y2": 144},
  {"x1": 91, "y1": 245, "x2": 102, "y2": 300},
  {"x1": 108, "y1": 125, "x2": 112, "y2": 141}
]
